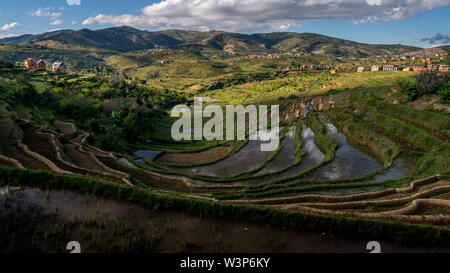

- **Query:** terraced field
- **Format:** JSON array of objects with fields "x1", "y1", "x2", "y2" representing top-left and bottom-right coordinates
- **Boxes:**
[{"x1": 0, "y1": 88, "x2": 449, "y2": 247}]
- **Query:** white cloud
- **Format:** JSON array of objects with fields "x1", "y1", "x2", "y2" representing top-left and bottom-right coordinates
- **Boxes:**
[
  {"x1": 1, "y1": 22, "x2": 20, "y2": 31},
  {"x1": 67, "y1": 0, "x2": 81, "y2": 5},
  {"x1": 82, "y1": 0, "x2": 450, "y2": 32},
  {"x1": 50, "y1": 20, "x2": 63, "y2": 26},
  {"x1": 29, "y1": 8, "x2": 62, "y2": 19}
]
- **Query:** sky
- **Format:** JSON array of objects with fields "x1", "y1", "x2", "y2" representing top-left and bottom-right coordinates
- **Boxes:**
[{"x1": 0, "y1": 0, "x2": 449, "y2": 48}]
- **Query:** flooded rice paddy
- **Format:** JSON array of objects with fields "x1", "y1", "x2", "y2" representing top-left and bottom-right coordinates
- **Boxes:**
[
  {"x1": 256, "y1": 126, "x2": 297, "y2": 175},
  {"x1": 134, "y1": 150, "x2": 164, "y2": 161},
  {"x1": 134, "y1": 114, "x2": 414, "y2": 187},
  {"x1": 366, "y1": 158, "x2": 416, "y2": 182},
  {"x1": 177, "y1": 138, "x2": 273, "y2": 178},
  {"x1": 305, "y1": 115, "x2": 382, "y2": 181},
  {"x1": 1, "y1": 186, "x2": 444, "y2": 253}
]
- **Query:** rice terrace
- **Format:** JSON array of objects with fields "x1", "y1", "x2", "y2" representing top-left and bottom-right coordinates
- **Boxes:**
[{"x1": 0, "y1": 0, "x2": 449, "y2": 259}]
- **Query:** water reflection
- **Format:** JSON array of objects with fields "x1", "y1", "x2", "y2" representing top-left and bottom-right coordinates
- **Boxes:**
[
  {"x1": 257, "y1": 126, "x2": 296, "y2": 175},
  {"x1": 366, "y1": 158, "x2": 416, "y2": 182},
  {"x1": 177, "y1": 138, "x2": 273, "y2": 178},
  {"x1": 134, "y1": 150, "x2": 163, "y2": 161},
  {"x1": 305, "y1": 115, "x2": 381, "y2": 180}
]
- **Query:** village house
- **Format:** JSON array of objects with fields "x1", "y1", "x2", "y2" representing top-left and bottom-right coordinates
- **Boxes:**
[
  {"x1": 330, "y1": 69, "x2": 337, "y2": 74},
  {"x1": 383, "y1": 65, "x2": 398, "y2": 71},
  {"x1": 371, "y1": 65, "x2": 382, "y2": 72},
  {"x1": 52, "y1": 62, "x2": 67, "y2": 73},
  {"x1": 357, "y1": 67, "x2": 365, "y2": 72},
  {"x1": 439, "y1": 65, "x2": 450, "y2": 72},
  {"x1": 24, "y1": 58, "x2": 37, "y2": 70},
  {"x1": 402, "y1": 66, "x2": 413, "y2": 72},
  {"x1": 411, "y1": 65, "x2": 427, "y2": 72},
  {"x1": 428, "y1": 64, "x2": 439, "y2": 71},
  {"x1": 36, "y1": 60, "x2": 47, "y2": 70}
]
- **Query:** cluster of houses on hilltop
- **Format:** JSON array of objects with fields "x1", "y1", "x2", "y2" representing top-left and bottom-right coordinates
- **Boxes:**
[
  {"x1": 357, "y1": 64, "x2": 449, "y2": 73},
  {"x1": 24, "y1": 58, "x2": 67, "y2": 73},
  {"x1": 284, "y1": 64, "x2": 335, "y2": 72},
  {"x1": 245, "y1": 54, "x2": 283, "y2": 60}
]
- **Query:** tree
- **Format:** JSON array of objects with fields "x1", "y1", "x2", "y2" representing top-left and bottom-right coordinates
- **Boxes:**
[
  {"x1": 396, "y1": 80, "x2": 418, "y2": 102},
  {"x1": 100, "y1": 125, "x2": 123, "y2": 150},
  {"x1": 14, "y1": 74, "x2": 38, "y2": 106},
  {"x1": 123, "y1": 111, "x2": 142, "y2": 140},
  {"x1": 415, "y1": 71, "x2": 446, "y2": 95}
]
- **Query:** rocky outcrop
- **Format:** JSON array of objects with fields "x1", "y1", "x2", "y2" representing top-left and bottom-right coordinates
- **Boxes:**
[{"x1": 282, "y1": 91, "x2": 350, "y2": 122}]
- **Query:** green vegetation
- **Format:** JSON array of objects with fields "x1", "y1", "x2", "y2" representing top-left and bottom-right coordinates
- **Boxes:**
[
  {"x1": 327, "y1": 109, "x2": 400, "y2": 165},
  {"x1": 397, "y1": 71, "x2": 450, "y2": 103},
  {"x1": 0, "y1": 63, "x2": 186, "y2": 153}
]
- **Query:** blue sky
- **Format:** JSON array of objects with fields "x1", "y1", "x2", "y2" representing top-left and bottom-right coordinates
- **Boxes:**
[{"x1": 0, "y1": 0, "x2": 449, "y2": 48}]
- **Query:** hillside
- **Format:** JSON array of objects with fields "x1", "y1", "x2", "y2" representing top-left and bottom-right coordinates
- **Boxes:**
[
  {"x1": 0, "y1": 26, "x2": 421, "y2": 57},
  {"x1": 0, "y1": 43, "x2": 115, "y2": 71},
  {"x1": 438, "y1": 45, "x2": 450, "y2": 52}
]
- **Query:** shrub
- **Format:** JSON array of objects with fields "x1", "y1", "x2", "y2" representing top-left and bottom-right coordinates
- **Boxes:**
[
  {"x1": 438, "y1": 81, "x2": 450, "y2": 102},
  {"x1": 415, "y1": 71, "x2": 449, "y2": 96},
  {"x1": 57, "y1": 96, "x2": 101, "y2": 121}
]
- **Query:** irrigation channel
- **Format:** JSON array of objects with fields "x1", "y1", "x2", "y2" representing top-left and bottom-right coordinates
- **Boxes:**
[
  {"x1": 130, "y1": 116, "x2": 415, "y2": 187},
  {"x1": 1, "y1": 186, "x2": 445, "y2": 253}
]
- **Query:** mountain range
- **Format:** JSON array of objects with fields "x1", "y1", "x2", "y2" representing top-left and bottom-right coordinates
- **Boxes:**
[{"x1": 0, "y1": 26, "x2": 425, "y2": 57}]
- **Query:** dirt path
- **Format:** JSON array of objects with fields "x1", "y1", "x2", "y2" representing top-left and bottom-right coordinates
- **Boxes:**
[{"x1": 408, "y1": 95, "x2": 440, "y2": 110}]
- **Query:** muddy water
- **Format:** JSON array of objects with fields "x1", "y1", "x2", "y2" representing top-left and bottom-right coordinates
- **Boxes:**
[
  {"x1": 1, "y1": 186, "x2": 444, "y2": 253},
  {"x1": 305, "y1": 115, "x2": 382, "y2": 181}
]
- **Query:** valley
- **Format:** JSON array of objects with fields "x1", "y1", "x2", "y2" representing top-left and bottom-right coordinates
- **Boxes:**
[{"x1": 0, "y1": 26, "x2": 449, "y2": 253}]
